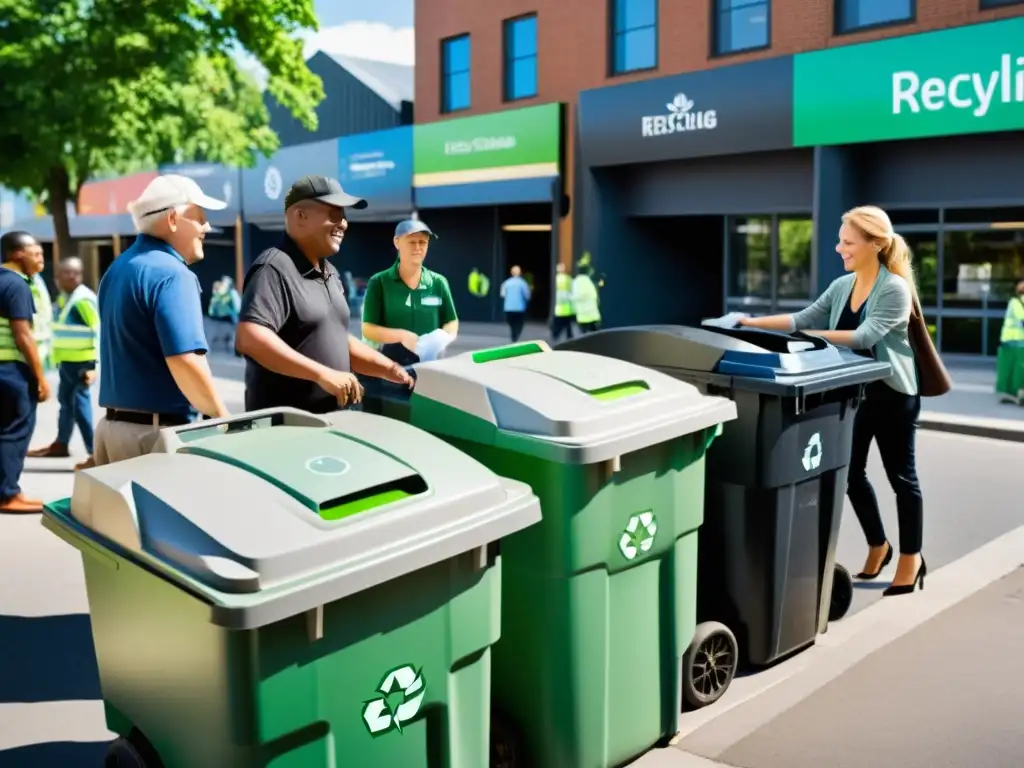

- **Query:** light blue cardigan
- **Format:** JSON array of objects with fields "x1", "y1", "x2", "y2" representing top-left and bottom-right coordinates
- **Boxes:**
[{"x1": 787, "y1": 266, "x2": 919, "y2": 396}]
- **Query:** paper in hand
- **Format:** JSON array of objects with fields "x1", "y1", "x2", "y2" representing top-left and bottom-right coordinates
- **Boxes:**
[
  {"x1": 702, "y1": 312, "x2": 749, "y2": 329},
  {"x1": 414, "y1": 329, "x2": 454, "y2": 362}
]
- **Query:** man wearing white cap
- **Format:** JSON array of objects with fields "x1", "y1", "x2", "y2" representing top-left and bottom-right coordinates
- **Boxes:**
[{"x1": 92, "y1": 174, "x2": 230, "y2": 465}]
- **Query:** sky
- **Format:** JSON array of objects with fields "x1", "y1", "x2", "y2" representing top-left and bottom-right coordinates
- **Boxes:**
[{"x1": 304, "y1": 0, "x2": 415, "y2": 65}]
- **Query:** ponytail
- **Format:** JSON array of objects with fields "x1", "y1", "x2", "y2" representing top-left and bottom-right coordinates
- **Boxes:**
[{"x1": 880, "y1": 232, "x2": 919, "y2": 307}]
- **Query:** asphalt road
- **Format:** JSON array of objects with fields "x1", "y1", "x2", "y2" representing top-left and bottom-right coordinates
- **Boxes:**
[{"x1": 2, "y1": 366, "x2": 1023, "y2": 765}]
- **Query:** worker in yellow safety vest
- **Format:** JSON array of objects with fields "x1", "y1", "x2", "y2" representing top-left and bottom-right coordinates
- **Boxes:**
[
  {"x1": 0, "y1": 231, "x2": 51, "y2": 514},
  {"x1": 996, "y1": 277, "x2": 1024, "y2": 404},
  {"x1": 468, "y1": 267, "x2": 490, "y2": 298},
  {"x1": 30, "y1": 271, "x2": 53, "y2": 371},
  {"x1": 551, "y1": 262, "x2": 575, "y2": 342},
  {"x1": 572, "y1": 253, "x2": 602, "y2": 334},
  {"x1": 28, "y1": 257, "x2": 100, "y2": 467}
]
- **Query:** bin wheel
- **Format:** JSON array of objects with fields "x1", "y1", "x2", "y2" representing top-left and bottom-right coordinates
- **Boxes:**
[
  {"x1": 105, "y1": 729, "x2": 164, "y2": 768},
  {"x1": 105, "y1": 738, "x2": 147, "y2": 768},
  {"x1": 829, "y1": 563, "x2": 854, "y2": 622},
  {"x1": 683, "y1": 621, "x2": 738, "y2": 710},
  {"x1": 490, "y1": 709, "x2": 525, "y2": 768}
]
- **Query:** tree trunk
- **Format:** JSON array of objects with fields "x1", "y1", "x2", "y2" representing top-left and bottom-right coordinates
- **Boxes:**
[{"x1": 47, "y1": 165, "x2": 76, "y2": 259}]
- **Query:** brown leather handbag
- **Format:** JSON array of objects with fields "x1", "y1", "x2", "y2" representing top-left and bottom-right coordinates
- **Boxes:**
[{"x1": 908, "y1": 299, "x2": 952, "y2": 397}]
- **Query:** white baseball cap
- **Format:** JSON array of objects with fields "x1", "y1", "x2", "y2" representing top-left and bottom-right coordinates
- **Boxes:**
[{"x1": 128, "y1": 174, "x2": 228, "y2": 218}]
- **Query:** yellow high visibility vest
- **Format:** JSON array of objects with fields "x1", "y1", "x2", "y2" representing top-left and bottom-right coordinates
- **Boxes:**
[
  {"x1": 0, "y1": 269, "x2": 33, "y2": 364},
  {"x1": 1002, "y1": 297, "x2": 1024, "y2": 343},
  {"x1": 52, "y1": 284, "x2": 100, "y2": 364},
  {"x1": 554, "y1": 272, "x2": 574, "y2": 317},
  {"x1": 572, "y1": 274, "x2": 601, "y2": 324}
]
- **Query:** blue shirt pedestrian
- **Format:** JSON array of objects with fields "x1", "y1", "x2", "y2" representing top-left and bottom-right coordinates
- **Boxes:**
[
  {"x1": 500, "y1": 275, "x2": 532, "y2": 313},
  {"x1": 98, "y1": 234, "x2": 208, "y2": 417}
]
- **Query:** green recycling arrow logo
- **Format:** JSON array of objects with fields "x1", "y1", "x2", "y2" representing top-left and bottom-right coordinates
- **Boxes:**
[
  {"x1": 619, "y1": 511, "x2": 657, "y2": 560},
  {"x1": 802, "y1": 432, "x2": 823, "y2": 472},
  {"x1": 361, "y1": 664, "x2": 426, "y2": 737}
]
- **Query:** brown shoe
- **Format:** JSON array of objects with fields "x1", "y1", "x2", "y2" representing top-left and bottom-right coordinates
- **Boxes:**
[
  {"x1": 0, "y1": 494, "x2": 44, "y2": 514},
  {"x1": 26, "y1": 442, "x2": 71, "y2": 458},
  {"x1": 74, "y1": 456, "x2": 96, "y2": 471}
]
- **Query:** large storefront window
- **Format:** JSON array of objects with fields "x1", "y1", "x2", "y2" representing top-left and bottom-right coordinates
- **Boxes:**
[
  {"x1": 777, "y1": 217, "x2": 812, "y2": 300},
  {"x1": 728, "y1": 216, "x2": 771, "y2": 299},
  {"x1": 903, "y1": 232, "x2": 938, "y2": 307},
  {"x1": 942, "y1": 230, "x2": 1024, "y2": 309},
  {"x1": 727, "y1": 214, "x2": 813, "y2": 309}
]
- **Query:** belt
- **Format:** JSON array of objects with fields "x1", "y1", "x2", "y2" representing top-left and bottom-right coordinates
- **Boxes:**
[{"x1": 105, "y1": 408, "x2": 190, "y2": 427}]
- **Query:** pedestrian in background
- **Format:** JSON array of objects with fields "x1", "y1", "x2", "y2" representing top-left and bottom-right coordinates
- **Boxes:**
[
  {"x1": 0, "y1": 231, "x2": 50, "y2": 514},
  {"x1": 94, "y1": 174, "x2": 230, "y2": 465},
  {"x1": 207, "y1": 275, "x2": 241, "y2": 355},
  {"x1": 740, "y1": 205, "x2": 926, "y2": 596},
  {"x1": 500, "y1": 265, "x2": 532, "y2": 342},
  {"x1": 572, "y1": 262, "x2": 602, "y2": 334},
  {"x1": 236, "y1": 176, "x2": 412, "y2": 414},
  {"x1": 995, "y1": 277, "x2": 1024, "y2": 404},
  {"x1": 27, "y1": 257, "x2": 99, "y2": 468},
  {"x1": 551, "y1": 262, "x2": 575, "y2": 342},
  {"x1": 361, "y1": 219, "x2": 459, "y2": 362}
]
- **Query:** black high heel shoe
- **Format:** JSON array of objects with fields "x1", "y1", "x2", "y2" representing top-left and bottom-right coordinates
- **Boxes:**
[
  {"x1": 855, "y1": 541, "x2": 893, "y2": 580},
  {"x1": 882, "y1": 557, "x2": 927, "y2": 597}
]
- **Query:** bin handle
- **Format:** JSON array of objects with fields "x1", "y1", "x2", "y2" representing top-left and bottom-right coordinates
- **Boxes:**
[{"x1": 789, "y1": 330, "x2": 830, "y2": 351}]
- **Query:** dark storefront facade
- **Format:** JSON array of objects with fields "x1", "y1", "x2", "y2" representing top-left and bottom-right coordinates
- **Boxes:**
[
  {"x1": 240, "y1": 127, "x2": 415, "y2": 300},
  {"x1": 577, "y1": 16, "x2": 1024, "y2": 357},
  {"x1": 795, "y1": 17, "x2": 1024, "y2": 358},
  {"x1": 412, "y1": 103, "x2": 565, "y2": 323},
  {"x1": 577, "y1": 56, "x2": 809, "y2": 330}
]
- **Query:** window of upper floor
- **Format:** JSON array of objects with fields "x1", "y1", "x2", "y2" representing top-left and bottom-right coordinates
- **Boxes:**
[
  {"x1": 441, "y1": 34, "x2": 471, "y2": 113},
  {"x1": 714, "y1": 0, "x2": 770, "y2": 56},
  {"x1": 610, "y1": 0, "x2": 657, "y2": 75},
  {"x1": 504, "y1": 14, "x2": 538, "y2": 102},
  {"x1": 835, "y1": 0, "x2": 914, "y2": 35},
  {"x1": 979, "y1": 0, "x2": 1024, "y2": 7}
]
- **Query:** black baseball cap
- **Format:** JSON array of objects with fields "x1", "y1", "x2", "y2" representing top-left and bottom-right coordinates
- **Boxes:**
[{"x1": 284, "y1": 175, "x2": 368, "y2": 211}]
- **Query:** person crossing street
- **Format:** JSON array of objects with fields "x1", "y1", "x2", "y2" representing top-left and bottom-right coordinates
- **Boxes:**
[
  {"x1": 0, "y1": 231, "x2": 50, "y2": 514},
  {"x1": 27, "y1": 257, "x2": 100, "y2": 468},
  {"x1": 550, "y1": 262, "x2": 575, "y2": 342}
]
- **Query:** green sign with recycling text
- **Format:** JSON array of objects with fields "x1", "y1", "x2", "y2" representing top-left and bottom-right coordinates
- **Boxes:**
[
  {"x1": 413, "y1": 103, "x2": 560, "y2": 188},
  {"x1": 793, "y1": 18, "x2": 1024, "y2": 147}
]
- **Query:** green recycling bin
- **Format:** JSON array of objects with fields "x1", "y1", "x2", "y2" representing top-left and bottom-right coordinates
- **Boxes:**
[
  {"x1": 40, "y1": 408, "x2": 541, "y2": 768},
  {"x1": 399, "y1": 341, "x2": 738, "y2": 768}
]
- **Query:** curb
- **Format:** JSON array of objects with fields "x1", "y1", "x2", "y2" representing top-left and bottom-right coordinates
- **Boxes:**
[{"x1": 918, "y1": 412, "x2": 1024, "y2": 442}]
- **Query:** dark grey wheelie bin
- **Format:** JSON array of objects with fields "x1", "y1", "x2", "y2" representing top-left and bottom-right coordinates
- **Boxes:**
[{"x1": 559, "y1": 325, "x2": 891, "y2": 709}]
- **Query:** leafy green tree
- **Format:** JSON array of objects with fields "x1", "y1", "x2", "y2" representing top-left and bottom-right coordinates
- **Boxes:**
[{"x1": 0, "y1": 0, "x2": 324, "y2": 255}]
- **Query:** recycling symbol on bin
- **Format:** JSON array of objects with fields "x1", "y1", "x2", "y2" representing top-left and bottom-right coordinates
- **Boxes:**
[
  {"x1": 618, "y1": 512, "x2": 658, "y2": 560},
  {"x1": 361, "y1": 664, "x2": 426, "y2": 736},
  {"x1": 802, "y1": 432, "x2": 823, "y2": 472}
]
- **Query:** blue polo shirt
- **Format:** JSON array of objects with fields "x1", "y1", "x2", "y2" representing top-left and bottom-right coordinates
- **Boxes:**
[{"x1": 98, "y1": 235, "x2": 208, "y2": 416}]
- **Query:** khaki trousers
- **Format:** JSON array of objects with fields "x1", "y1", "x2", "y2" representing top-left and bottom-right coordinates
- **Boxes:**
[{"x1": 93, "y1": 416, "x2": 162, "y2": 466}]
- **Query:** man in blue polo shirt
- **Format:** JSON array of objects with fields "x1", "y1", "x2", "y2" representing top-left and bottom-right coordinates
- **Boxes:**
[{"x1": 94, "y1": 174, "x2": 229, "y2": 465}]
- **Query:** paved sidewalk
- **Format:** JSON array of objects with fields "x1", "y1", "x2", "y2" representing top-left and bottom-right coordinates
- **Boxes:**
[{"x1": 714, "y1": 566, "x2": 1024, "y2": 768}]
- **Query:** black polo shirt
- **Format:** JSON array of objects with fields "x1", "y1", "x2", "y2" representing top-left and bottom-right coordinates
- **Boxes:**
[{"x1": 239, "y1": 236, "x2": 351, "y2": 414}]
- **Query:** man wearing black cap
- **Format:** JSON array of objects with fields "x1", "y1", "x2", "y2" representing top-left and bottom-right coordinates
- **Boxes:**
[{"x1": 235, "y1": 175, "x2": 413, "y2": 413}]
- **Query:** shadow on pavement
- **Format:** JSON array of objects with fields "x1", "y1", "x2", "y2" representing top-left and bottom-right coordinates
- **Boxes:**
[
  {"x1": 0, "y1": 613, "x2": 101, "y2": 702},
  {"x1": 0, "y1": 740, "x2": 111, "y2": 767}
]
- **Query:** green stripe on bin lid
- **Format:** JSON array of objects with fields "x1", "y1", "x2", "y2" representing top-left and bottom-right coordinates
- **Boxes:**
[
  {"x1": 319, "y1": 488, "x2": 414, "y2": 521},
  {"x1": 588, "y1": 380, "x2": 650, "y2": 401},
  {"x1": 471, "y1": 341, "x2": 548, "y2": 363}
]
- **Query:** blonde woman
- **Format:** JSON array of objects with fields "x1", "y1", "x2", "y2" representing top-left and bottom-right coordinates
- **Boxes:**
[{"x1": 740, "y1": 206, "x2": 925, "y2": 596}]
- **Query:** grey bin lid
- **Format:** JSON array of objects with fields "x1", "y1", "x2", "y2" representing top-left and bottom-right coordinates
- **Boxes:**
[
  {"x1": 558, "y1": 326, "x2": 892, "y2": 397},
  {"x1": 68, "y1": 410, "x2": 541, "y2": 628},
  {"x1": 411, "y1": 346, "x2": 737, "y2": 464}
]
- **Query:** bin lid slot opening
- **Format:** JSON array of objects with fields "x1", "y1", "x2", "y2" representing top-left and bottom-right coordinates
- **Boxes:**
[
  {"x1": 587, "y1": 380, "x2": 650, "y2": 401},
  {"x1": 471, "y1": 341, "x2": 547, "y2": 364},
  {"x1": 318, "y1": 475, "x2": 428, "y2": 521}
]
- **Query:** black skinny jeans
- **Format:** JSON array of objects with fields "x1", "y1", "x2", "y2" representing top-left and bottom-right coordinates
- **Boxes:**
[{"x1": 847, "y1": 381, "x2": 924, "y2": 555}]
